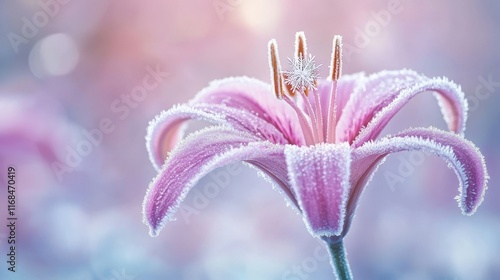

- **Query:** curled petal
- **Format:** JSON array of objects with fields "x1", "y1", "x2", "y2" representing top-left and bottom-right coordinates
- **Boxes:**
[
  {"x1": 337, "y1": 70, "x2": 468, "y2": 145},
  {"x1": 354, "y1": 77, "x2": 468, "y2": 146},
  {"x1": 146, "y1": 104, "x2": 293, "y2": 170},
  {"x1": 285, "y1": 143, "x2": 351, "y2": 237},
  {"x1": 146, "y1": 77, "x2": 304, "y2": 170},
  {"x1": 143, "y1": 126, "x2": 291, "y2": 237},
  {"x1": 351, "y1": 127, "x2": 488, "y2": 219},
  {"x1": 337, "y1": 70, "x2": 423, "y2": 143}
]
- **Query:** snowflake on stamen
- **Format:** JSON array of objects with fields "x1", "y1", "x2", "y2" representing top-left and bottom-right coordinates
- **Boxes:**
[{"x1": 282, "y1": 54, "x2": 321, "y2": 93}]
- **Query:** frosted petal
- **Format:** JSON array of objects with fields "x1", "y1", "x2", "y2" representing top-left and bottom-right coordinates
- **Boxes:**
[
  {"x1": 146, "y1": 76, "x2": 305, "y2": 170},
  {"x1": 353, "y1": 76, "x2": 468, "y2": 146},
  {"x1": 146, "y1": 103, "x2": 292, "y2": 170},
  {"x1": 350, "y1": 127, "x2": 488, "y2": 220},
  {"x1": 285, "y1": 143, "x2": 351, "y2": 237},
  {"x1": 193, "y1": 76, "x2": 303, "y2": 144},
  {"x1": 336, "y1": 70, "x2": 467, "y2": 145},
  {"x1": 143, "y1": 126, "x2": 290, "y2": 237}
]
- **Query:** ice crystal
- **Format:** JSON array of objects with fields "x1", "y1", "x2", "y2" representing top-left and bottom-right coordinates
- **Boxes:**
[{"x1": 282, "y1": 55, "x2": 321, "y2": 93}]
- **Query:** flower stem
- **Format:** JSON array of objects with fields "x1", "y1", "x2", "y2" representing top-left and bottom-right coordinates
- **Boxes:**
[{"x1": 327, "y1": 240, "x2": 353, "y2": 280}]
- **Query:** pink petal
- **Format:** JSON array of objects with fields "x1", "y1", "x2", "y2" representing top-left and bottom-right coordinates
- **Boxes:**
[
  {"x1": 354, "y1": 77, "x2": 468, "y2": 146},
  {"x1": 323, "y1": 73, "x2": 365, "y2": 121},
  {"x1": 334, "y1": 73, "x2": 366, "y2": 121},
  {"x1": 193, "y1": 77, "x2": 303, "y2": 144},
  {"x1": 336, "y1": 70, "x2": 467, "y2": 145},
  {"x1": 147, "y1": 77, "x2": 304, "y2": 170},
  {"x1": 285, "y1": 143, "x2": 351, "y2": 237},
  {"x1": 350, "y1": 127, "x2": 488, "y2": 223},
  {"x1": 147, "y1": 104, "x2": 294, "y2": 170},
  {"x1": 143, "y1": 126, "x2": 290, "y2": 237},
  {"x1": 336, "y1": 70, "x2": 423, "y2": 143}
]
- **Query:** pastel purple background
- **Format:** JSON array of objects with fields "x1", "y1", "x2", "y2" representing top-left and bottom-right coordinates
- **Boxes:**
[{"x1": 0, "y1": 1, "x2": 499, "y2": 279}]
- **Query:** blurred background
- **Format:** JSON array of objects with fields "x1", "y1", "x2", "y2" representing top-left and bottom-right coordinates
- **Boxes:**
[{"x1": 0, "y1": 0, "x2": 498, "y2": 279}]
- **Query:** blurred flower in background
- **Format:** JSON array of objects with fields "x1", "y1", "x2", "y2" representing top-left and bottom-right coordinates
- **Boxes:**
[{"x1": 0, "y1": 0, "x2": 499, "y2": 279}]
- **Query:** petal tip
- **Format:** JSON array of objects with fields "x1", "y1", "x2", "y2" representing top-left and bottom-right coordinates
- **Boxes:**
[
  {"x1": 148, "y1": 226, "x2": 160, "y2": 237},
  {"x1": 460, "y1": 202, "x2": 477, "y2": 216},
  {"x1": 143, "y1": 209, "x2": 165, "y2": 237}
]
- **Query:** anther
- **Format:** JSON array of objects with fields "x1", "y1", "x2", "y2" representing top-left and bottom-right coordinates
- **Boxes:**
[
  {"x1": 268, "y1": 40, "x2": 284, "y2": 99},
  {"x1": 282, "y1": 73, "x2": 296, "y2": 97},
  {"x1": 295, "y1": 31, "x2": 307, "y2": 60},
  {"x1": 269, "y1": 39, "x2": 283, "y2": 99},
  {"x1": 329, "y1": 35, "x2": 343, "y2": 81}
]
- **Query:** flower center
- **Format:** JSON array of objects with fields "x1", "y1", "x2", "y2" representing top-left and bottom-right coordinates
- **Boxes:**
[{"x1": 268, "y1": 32, "x2": 343, "y2": 146}]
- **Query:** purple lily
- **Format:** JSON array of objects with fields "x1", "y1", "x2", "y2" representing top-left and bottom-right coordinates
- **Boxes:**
[{"x1": 142, "y1": 32, "x2": 488, "y2": 279}]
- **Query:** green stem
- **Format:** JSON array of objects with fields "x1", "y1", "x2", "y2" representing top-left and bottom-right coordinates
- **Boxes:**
[{"x1": 327, "y1": 240, "x2": 353, "y2": 280}]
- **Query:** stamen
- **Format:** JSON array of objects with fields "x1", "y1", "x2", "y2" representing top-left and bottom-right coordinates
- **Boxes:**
[
  {"x1": 310, "y1": 76, "x2": 324, "y2": 141},
  {"x1": 282, "y1": 95, "x2": 316, "y2": 145},
  {"x1": 268, "y1": 40, "x2": 284, "y2": 99},
  {"x1": 269, "y1": 38, "x2": 315, "y2": 145},
  {"x1": 268, "y1": 33, "x2": 340, "y2": 145},
  {"x1": 326, "y1": 36, "x2": 343, "y2": 143},
  {"x1": 313, "y1": 89, "x2": 324, "y2": 142},
  {"x1": 295, "y1": 31, "x2": 307, "y2": 60},
  {"x1": 300, "y1": 91, "x2": 319, "y2": 142},
  {"x1": 329, "y1": 35, "x2": 343, "y2": 81},
  {"x1": 282, "y1": 73, "x2": 296, "y2": 97}
]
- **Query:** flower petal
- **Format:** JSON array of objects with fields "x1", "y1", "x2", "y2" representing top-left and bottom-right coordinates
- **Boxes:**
[
  {"x1": 336, "y1": 70, "x2": 468, "y2": 145},
  {"x1": 336, "y1": 70, "x2": 423, "y2": 143},
  {"x1": 193, "y1": 76, "x2": 303, "y2": 144},
  {"x1": 319, "y1": 73, "x2": 365, "y2": 120},
  {"x1": 147, "y1": 103, "x2": 295, "y2": 170},
  {"x1": 143, "y1": 126, "x2": 291, "y2": 237},
  {"x1": 350, "y1": 127, "x2": 488, "y2": 223},
  {"x1": 147, "y1": 76, "x2": 304, "y2": 170},
  {"x1": 285, "y1": 143, "x2": 351, "y2": 237}
]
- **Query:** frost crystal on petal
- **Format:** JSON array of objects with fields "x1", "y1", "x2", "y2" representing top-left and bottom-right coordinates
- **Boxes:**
[
  {"x1": 282, "y1": 55, "x2": 321, "y2": 93},
  {"x1": 352, "y1": 127, "x2": 488, "y2": 216}
]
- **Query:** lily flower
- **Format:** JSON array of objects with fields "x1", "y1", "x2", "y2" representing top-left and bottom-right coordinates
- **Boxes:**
[{"x1": 142, "y1": 32, "x2": 488, "y2": 279}]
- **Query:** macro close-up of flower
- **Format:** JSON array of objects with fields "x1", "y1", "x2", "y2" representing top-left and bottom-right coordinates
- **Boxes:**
[
  {"x1": 142, "y1": 32, "x2": 488, "y2": 279},
  {"x1": 0, "y1": 1, "x2": 499, "y2": 279}
]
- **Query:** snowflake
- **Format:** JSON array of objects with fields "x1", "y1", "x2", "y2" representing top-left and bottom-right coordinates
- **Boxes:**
[{"x1": 282, "y1": 54, "x2": 321, "y2": 93}]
